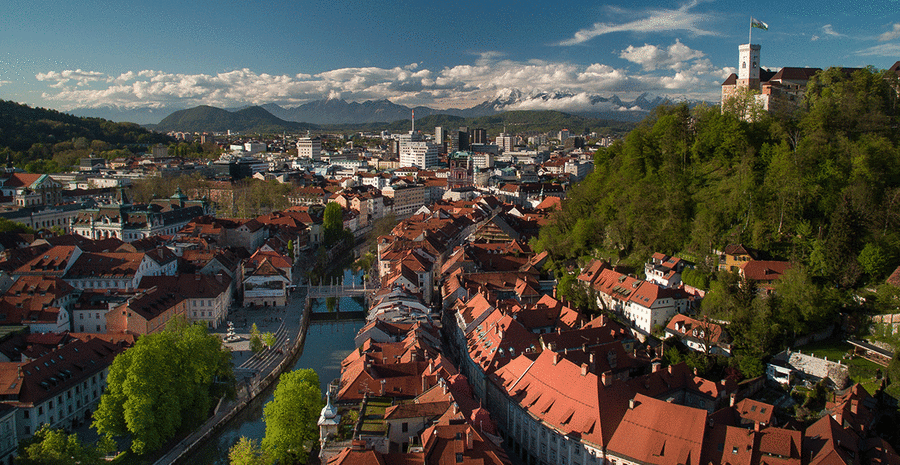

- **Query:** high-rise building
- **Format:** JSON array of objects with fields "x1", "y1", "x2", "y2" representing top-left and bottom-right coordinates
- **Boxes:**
[
  {"x1": 399, "y1": 131, "x2": 439, "y2": 169},
  {"x1": 450, "y1": 128, "x2": 469, "y2": 153},
  {"x1": 434, "y1": 126, "x2": 447, "y2": 152},
  {"x1": 495, "y1": 133, "x2": 515, "y2": 152},
  {"x1": 470, "y1": 128, "x2": 487, "y2": 145},
  {"x1": 296, "y1": 137, "x2": 322, "y2": 160}
]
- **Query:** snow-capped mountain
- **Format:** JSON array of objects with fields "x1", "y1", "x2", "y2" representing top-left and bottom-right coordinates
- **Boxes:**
[{"x1": 70, "y1": 90, "x2": 707, "y2": 125}]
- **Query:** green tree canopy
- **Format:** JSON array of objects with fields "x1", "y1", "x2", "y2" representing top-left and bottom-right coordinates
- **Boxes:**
[
  {"x1": 323, "y1": 202, "x2": 345, "y2": 246},
  {"x1": 17, "y1": 425, "x2": 115, "y2": 465},
  {"x1": 262, "y1": 369, "x2": 322, "y2": 464},
  {"x1": 92, "y1": 321, "x2": 233, "y2": 455},
  {"x1": 229, "y1": 437, "x2": 272, "y2": 465}
]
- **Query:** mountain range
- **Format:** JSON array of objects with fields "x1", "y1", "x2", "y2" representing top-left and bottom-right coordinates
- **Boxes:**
[{"x1": 73, "y1": 90, "x2": 696, "y2": 127}]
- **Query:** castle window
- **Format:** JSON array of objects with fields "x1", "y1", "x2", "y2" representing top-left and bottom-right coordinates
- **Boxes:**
[{"x1": 742, "y1": 61, "x2": 747, "y2": 69}]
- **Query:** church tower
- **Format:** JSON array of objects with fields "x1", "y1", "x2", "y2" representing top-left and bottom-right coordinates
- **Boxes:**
[{"x1": 737, "y1": 44, "x2": 761, "y2": 90}]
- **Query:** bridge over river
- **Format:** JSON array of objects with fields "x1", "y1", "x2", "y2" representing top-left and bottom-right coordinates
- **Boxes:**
[{"x1": 304, "y1": 279, "x2": 371, "y2": 321}]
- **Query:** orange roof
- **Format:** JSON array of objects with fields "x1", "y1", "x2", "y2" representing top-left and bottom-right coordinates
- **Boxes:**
[
  {"x1": 607, "y1": 393, "x2": 707, "y2": 465},
  {"x1": 740, "y1": 260, "x2": 792, "y2": 282}
]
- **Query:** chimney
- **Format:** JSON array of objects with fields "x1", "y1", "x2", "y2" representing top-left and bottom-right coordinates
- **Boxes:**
[
  {"x1": 850, "y1": 400, "x2": 858, "y2": 415},
  {"x1": 466, "y1": 428, "x2": 473, "y2": 450},
  {"x1": 581, "y1": 363, "x2": 589, "y2": 376},
  {"x1": 729, "y1": 393, "x2": 736, "y2": 407},
  {"x1": 553, "y1": 352, "x2": 561, "y2": 365},
  {"x1": 667, "y1": 365, "x2": 673, "y2": 374},
  {"x1": 693, "y1": 367, "x2": 698, "y2": 376},
  {"x1": 754, "y1": 421, "x2": 760, "y2": 432},
  {"x1": 628, "y1": 398, "x2": 635, "y2": 409},
  {"x1": 652, "y1": 361, "x2": 661, "y2": 373},
  {"x1": 601, "y1": 371, "x2": 612, "y2": 387},
  {"x1": 453, "y1": 402, "x2": 459, "y2": 415}
]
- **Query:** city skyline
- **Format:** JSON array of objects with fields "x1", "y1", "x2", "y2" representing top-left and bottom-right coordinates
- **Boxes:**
[{"x1": 2, "y1": 0, "x2": 898, "y2": 119}]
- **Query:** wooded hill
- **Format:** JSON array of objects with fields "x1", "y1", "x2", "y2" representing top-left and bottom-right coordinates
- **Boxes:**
[
  {"x1": 149, "y1": 105, "x2": 319, "y2": 134},
  {"x1": 535, "y1": 67, "x2": 900, "y2": 289},
  {"x1": 534, "y1": 67, "x2": 900, "y2": 380},
  {"x1": 329, "y1": 110, "x2": 637, "y2": 137},
  {"x1": 0, "y1": 100, "x2": 174, "y2": 172}
]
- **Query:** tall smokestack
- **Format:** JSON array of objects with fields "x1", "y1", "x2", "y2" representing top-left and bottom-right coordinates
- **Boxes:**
[{"x1": 411, "y1": 109, "x2": 415, "y2": 134}]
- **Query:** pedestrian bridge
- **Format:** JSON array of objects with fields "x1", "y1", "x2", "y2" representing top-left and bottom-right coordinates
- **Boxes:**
[{"x1": 305, "y1": 282, "x2": 370, "y2": 299}]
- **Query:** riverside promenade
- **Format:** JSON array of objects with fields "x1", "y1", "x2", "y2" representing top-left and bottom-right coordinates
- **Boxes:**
[{"x1": 155, "y1": 285, "x2": 311, "y2": 465}]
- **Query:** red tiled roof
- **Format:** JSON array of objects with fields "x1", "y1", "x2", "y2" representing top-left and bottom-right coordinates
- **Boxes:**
[
  {"x1": 607, "y1": 393, "x2": 707, "y2": 465},
  {"x1": 740, "y1": 260, "x2": 791, "y2": 282}
]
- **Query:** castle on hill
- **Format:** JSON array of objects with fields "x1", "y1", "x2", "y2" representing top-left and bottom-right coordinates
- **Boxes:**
[{"x1": 721, "y1": 43, "x2": 900, "y2": 113}]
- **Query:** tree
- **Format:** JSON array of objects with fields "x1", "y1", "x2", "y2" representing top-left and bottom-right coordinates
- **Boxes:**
[
  {"x1": 858, "y1": 242, "x2": 891, "y2": 280},
  {"x1": 721, "y1": 87, "x2": 767, "y2": 122},
  {"x1": 261, "y1": 332, "x2": 276, "y2": 348},
  {"x1": 17, "y1": 425, "x2": 115, "y2": 465},
  {"x1": 286, "y1": 240, "x2": 295, "y2": 261},
  {"x1": 0, "y1": 218, "x2": 34, "y2": 234},
  {"x1": 229, "y1": 437, "x2": 272, "y2": 465},
  {"x1": 93, "y1": 320, "x2": 233, "y2": 455},
  {"x1": 250, "y1": 323, "x2": 264, "y2": 353},
  {"x1": 262, "y1": 369, "x2": 322, "y2": 464},
  {"x1": 323, "y1": 202, "x2": 345, "y2": 246}
]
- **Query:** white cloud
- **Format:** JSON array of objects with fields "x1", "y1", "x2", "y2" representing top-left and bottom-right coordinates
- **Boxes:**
[
  {"x1": 811, "y1": 35, "x2": 820, "y2": 41},
  {"x1": 879, "y1": 23, "x2": 900, "y2": 41},
  {"x1": 35, "y1": 69, "x2": 105, "y2": 87},
  {"x1": 36, "y1": 51, "x2": 730, "y2": 111},
  {"x1": 856, "y1": 42, "x2": 900, "y2": 57},
  {"x1": 558, "y1": 0, "x2": 716, "y2": 46},
  {"x1": 822, "y1": 24, "x2": 845, "y2": 37},
  {"x1": 619, "y1": 39, "x2": 705, "y2": 71}
]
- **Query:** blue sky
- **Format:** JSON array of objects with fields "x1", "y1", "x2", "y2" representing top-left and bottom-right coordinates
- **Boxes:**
[{"x1": 2, "y1": 0, "x2": 898, "y2": 116}]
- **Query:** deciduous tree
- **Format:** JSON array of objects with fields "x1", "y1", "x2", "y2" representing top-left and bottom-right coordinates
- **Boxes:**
[
  {"x1": 93, "y1": 321, "x2": 233, "y2": 455},
  {"x1": 262, "y1": 369, "x2": 322, "y2": 464}
]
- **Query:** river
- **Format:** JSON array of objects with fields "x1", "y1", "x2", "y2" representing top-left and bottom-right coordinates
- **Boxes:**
[{"x1": 182, "y1": 269, "x2": 365, "y2": 464}]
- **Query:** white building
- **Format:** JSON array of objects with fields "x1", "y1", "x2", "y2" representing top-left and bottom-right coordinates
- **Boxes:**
[
  {"x1": 297, "y1": 137, "x2": 322, "y2": 160},
  {"x1": 244, "y1": 141, "x2": 267, "y2": 154},
  {"x1": 495, "y1": 134, "x2": 515, "y2": 152},
  {"x1": 398, "y1": 132, "x2": 440, "y2": 169}
]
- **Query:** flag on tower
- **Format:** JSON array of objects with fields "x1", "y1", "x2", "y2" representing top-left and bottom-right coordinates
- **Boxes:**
[{"x1": 751, "y1": 17, "x2": 768, "y2": 30}]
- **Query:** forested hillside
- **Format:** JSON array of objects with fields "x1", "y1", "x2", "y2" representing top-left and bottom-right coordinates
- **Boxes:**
[
  {"x1": 0, "y1": 100, "x2": 174, "y2": 172},
  {"x1": 535, "y1": 67, "x2": 900, "y2": 378},
  {"x1": 535, "y1": 67, "x2": 900, "y2": 288}
]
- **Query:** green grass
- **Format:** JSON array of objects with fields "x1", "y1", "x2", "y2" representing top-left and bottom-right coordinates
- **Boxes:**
[
  {"x1": 359, "y1": 397, "x2": 391, "y2": 435},
  {"x1": 796, "y1": 339, "x2": 852, "y2": 362},
  {"x1": 797, "y1": 339, "x2": 886, "y2": 394}
]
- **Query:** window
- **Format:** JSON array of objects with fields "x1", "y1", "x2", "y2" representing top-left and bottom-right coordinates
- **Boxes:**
[
  {"x1": 402, "y1": 422, "x2": 408, "y2": 433},
  {"x1": 38, "y1": 407, "x2": 42, "y2": 415},
  {"x1": 456, "y1": 453, "x2": 463, "y2": 463}
]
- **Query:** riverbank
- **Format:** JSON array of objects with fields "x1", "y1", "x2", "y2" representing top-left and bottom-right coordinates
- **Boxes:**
[{"x1": 154, "y1": 294, "x2": 312, "y2": 465}]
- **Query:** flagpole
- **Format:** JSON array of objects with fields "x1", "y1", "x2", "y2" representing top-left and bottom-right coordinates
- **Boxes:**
[{"x1": 749, "y1": 16, "x2": 752, "y2": 44}]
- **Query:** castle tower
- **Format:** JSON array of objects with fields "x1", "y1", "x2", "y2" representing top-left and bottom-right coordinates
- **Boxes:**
[{"x1": 737, "y1": 44, "x2": 761, "y2": 90}]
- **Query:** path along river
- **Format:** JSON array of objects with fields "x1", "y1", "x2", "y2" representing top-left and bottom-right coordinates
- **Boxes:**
[{"x1": 182, "y1": 269, "x2": 365, "y2": 464}]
